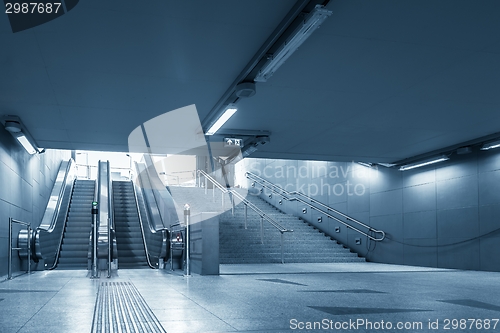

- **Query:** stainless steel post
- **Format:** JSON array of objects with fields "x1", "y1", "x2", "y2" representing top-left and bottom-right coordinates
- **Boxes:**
[
  {"x1": 8, "y1": 218, "x2": 12, "y2": 280},
  {"x1": 280, "y1": 232, "x2": 284, "y2": 264},
  {"x1": 184, "y1": 204, "x2": 191, "y2": 276},
  {"x1": 93, "y1": 215, "x2": 97, "y2": 277},
  {"x1": 204, "y1": 176, "x2": 207, "y2": 194},
  {"x1": 91, "y1": 202, "x2": 98, "y2": 278},
  {"x1": 222, "y1": 192, "x2": 224, "y2": 208},
  {"x1": 27, "y1": 226, "x2": 31, "y2": 274},
  {"x1": 107, "y1": 217, "x2": 111, "y2": 278},
  {"x1": 231, "y1": 194, "x2": 234, "y2": 216},
  {"x1": 212, "y1": 183, "x2": 215, "y2": 202},
  {"x1": 244, "y1": 204, "x2": 247, "y2": 229},
  {"x1": 170, "y1": 241, "x2": 173, "y2": 270},
  {"x1": 260, "y1": 217, "x2": 264, "y2": 244}
]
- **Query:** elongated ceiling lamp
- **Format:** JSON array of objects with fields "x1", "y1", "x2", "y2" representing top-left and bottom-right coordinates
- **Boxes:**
[
  {"x1": 399, "y1": 155, "x2": 449, "y2": 171},
  {"x1": 254, "y1": 5, "x2": 332, "y2": 82},
  {"x1": 205, "y1": 105, "x2": 237, "y2": 136}
]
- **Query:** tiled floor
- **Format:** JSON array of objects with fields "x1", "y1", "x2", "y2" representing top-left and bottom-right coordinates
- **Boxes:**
[{"x1": 1, "y1": 263, "x2": 499, "y2": 332}]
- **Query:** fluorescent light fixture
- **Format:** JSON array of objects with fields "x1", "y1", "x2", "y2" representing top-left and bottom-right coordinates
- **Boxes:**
[
  {"x1": 481, "y1": 139, "x2": 500, "y2": 151},
  {"x1": 399, "y1": 155, "x2": 449, "y2": 171},
  {"x1": 242, "y1": 145, "x2": 258, "y2": 157},
  {"x1": 205, "y1": 106, "x2": 237, "y2": 135},
  {"x1": 357, "y1": 162, "x2": 373, "y2": 168},
  {"x1": 16, "y1": 134, "x2": 37, "y2": 154},
  {"x1": 254, "y1": 5, "x2": 332, "y2": 82},
  {"x1": 378, "y1": 163, "x2": 397, "y2": 168},
  {"x1": 2, "y1": 117, "x2": 41, "y2": 154}
]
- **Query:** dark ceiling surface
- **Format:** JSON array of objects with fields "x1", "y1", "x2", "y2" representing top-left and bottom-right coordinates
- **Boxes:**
[{"x1": 1, "y1": 0, "x2": 500, "y2": 163}]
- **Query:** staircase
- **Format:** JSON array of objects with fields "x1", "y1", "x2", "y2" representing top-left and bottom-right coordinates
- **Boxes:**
[
  {"x1": 168, "y1": 186, "x2": 365, "y2": 264},
  {"x1": 57, "y1": 179, "x2": 95, "y2": 269},
  {"x1": 112, "y1": 181, "x2": 148, "y2": 268}
]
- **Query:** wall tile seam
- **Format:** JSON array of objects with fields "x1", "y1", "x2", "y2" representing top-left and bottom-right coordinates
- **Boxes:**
[
  {"x1": 2, "y1": 203, "x2": 32, "y2": 213},
  {"x1": 399, "y1": 182, "x2": 437, "y2": 189},
  {"x1": 401, "y1": 209, "x2": 436, "y2": 214},
  {"x1": 435, "y1": 174, "x2": 478, "y2": 182},
  {"x1": 369, "y1": 213, "x2": 404, "y2": 218},
  {"x1": 477, "y1": 171, "x2": 500, "y2": 181},
  {"x1": 435, "y1": 206, "x2": 479, "y2": 212},
  {"x1": 477, "y1": 203, "x2": 500, "y2": 208}
]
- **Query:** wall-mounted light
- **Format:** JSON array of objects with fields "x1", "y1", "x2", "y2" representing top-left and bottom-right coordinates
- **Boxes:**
[
  {"x1": 2, "y1": 116, "x2": 41, "y2": 155},
  {"x1": 254, "y1": 5, "x2": 333, "y2": 82},
  {"x1": 481, "y1": 139, "x2": 500, "y2": 151},
  {"x1": 399, "y1": 155, "x2": 449, "y2": 171},
  {"x1": 357, "y1": 162, "x2": 373, "y2": 168},
  {"x1": 205, "y1": 105, "x2": 237, "y2": 136}
]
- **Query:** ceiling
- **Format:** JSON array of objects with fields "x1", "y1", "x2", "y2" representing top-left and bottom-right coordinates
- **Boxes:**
[{"x1": 1, "y1": 0, "x2": 500, "y2": 164}]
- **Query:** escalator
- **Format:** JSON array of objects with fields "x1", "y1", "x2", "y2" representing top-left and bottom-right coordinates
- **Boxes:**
[
  {"x1": 112, "y1": 181, "x2": 148, "y2": 268},
  {"x1": 31, "y1": 158, "x2": 171, "y2": 273},
  {"x1": 57, "y1": 179, "x2": 95, "y2": 269}
]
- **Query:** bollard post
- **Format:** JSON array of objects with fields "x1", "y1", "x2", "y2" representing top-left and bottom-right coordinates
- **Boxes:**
[
  {"x1": 260, "y1": 217, "x2": 264, "y2": 244},
  {"x1": 107, "y1": 217, "x2": 111, "y2": 278},
  {"x1": 244, "y1": 204, "x2": 247, "y2": 229},
  {"x1": 91, "y1": 201, "x2": 99, "y2": 278},
  {"x1": 184, "y1": 204, "x2": 191, "y2": 276},
  {"x1": 27, "y1": 226, "x2": 31, "y2": 274},
  {"x1": 281, "y1": 232, "x2": 284, "y2": 264},
  {"x1": 8, "y1": 218, "x2": 12, "y2": 280}
]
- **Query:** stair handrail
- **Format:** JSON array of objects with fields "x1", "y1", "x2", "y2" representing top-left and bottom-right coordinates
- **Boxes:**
[
  {"x1": 245, "y1": 172, "x2": 385, "y2": 242},
  {"x1": 36, "y1": 159, "x2": 76, "y2": 269},
  {"x1": 198, "y1": 170, "x2": 293, "y2": 264},
  {"x1": 198, "y1": 170, "x2": 290, "y2": 232}
]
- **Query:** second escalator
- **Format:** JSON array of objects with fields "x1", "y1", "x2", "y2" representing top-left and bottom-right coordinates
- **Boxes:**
[{"x1": 112, "y1": 180, "x2": 148, "y2": 268}]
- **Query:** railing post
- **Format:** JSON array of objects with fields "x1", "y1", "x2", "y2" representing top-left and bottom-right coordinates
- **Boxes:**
[
  {"x1": 213, "y1": 183, "x2": 215, "y2": 202},
  {"x1": 231, "y1": 194, "x2": 234, "y2": 216},
  {"x1": 244, "y1": 204, "x2": 248, "y2": 229},
  {"x1": 107, "y1": 217, "x2": 111, "y2": 278},
  {"x1": 222, "y1": 191, "x2": 224, "y2": 208},
  {"x1": 91, "y1": 202, "x2": 98, "y2": 278},
  {"x1": 27, "y1": 225, "x2": 31, "y2": 274},
  {"x1": 280, "y1": 232, "x2": 284, "y2": 264},
  {"x1": 184, "y1": 204, "x2": 191, "y2": 276},
  {"x1": 8, "y1": 218, "x2": 12, "y2": 280},
  {"x1": 204, "y1": 175, "x2": 207, "y2": 195},
  {"x1": 260, "y1": 217, "x2": 264, "y2": 244}
]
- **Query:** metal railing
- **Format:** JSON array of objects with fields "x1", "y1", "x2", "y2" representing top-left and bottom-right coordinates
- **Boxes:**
[
  {"x1": 198, "y1": 170, "x2": 293, "y2": 264},
  {"x1": 8, "y1": 218, "x2": 31, "y2": 280},
  {"x1": 245, "y1": 172, "x2": 385, "y2": 242}
]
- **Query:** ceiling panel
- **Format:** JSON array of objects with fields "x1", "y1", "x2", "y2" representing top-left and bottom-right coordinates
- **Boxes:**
[{"x1": 0, "y1": 0, "x2": 499, "y2": 165}]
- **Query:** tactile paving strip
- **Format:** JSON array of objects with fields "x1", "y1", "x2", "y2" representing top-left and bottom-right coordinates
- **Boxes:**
[{"x1": 91, "y1": 281, "x2": 166, "y2": 333}]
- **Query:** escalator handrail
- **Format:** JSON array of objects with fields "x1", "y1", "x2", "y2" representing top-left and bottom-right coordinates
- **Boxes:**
[
  {"x1": 36, "y1": 159, "x2": 76, "y2": 268},
  {"x1": 37, "y1": 159, "x2": 75, "y2": 232},
  {"x1": 132, "y1": 160, "x2": 170, "y2": 263},
  {"x1": 130, "y1": 179, "x2": 157, "y2": 269},
  {"x1": 133, "y1": 161, "x2": 166, "y2": 232},
  {"x1": 48, "y1": 164, "x2": 77, "y2": 270}
]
